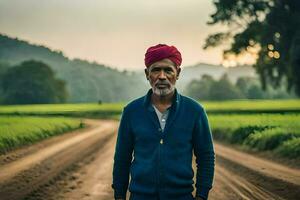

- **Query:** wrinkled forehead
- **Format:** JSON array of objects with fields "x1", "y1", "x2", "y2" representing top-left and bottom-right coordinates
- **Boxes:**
[{"x1": 148, "y1": 58, "x2": 177, "y2": 71}]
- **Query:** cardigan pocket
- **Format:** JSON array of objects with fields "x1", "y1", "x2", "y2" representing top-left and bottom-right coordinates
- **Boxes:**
[{"x1": 129, "y1": 160, "x2": 156, "y2": 194}]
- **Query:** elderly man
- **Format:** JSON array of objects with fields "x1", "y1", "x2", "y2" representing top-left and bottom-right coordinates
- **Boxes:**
[{"x1": 112, "y1": 44, "x2": 215, "y2": 200}]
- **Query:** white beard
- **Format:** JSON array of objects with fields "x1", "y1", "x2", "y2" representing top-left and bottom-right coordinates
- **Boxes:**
[{"x1": 152, "y1": 84, "x2": 175, "y2": 97}]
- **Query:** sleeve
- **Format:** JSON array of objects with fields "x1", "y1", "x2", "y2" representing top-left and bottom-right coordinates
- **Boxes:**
[
  {"x1": 192, "y1": 107, "x2": 215, "y2": 200},
  {"x1": 112, "y1": 107, "x2": 134, "y2": 199}
]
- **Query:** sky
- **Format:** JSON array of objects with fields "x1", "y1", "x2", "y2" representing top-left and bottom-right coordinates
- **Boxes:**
[{"x1": 0, "y1": 0, "x2": 235, "y2": 70}]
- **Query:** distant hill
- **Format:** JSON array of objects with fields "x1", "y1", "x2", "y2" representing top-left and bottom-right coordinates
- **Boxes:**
[
  {"x1": 0, "y1": 33, "x2": 148, "y2": 102},
  {"x1": 0, "y1": 33, "x2": 257, "y2": 102}
]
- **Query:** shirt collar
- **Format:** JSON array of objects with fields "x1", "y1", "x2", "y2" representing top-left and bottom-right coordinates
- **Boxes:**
[{"x1": 143, "y1": 88, "x2": 181, "y2": 112}]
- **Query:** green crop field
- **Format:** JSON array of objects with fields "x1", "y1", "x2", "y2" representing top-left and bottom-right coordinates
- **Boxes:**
[
  {"x1": 0, "y1": 99, "x2": 299, "y2": 117},
  {"x1": 209, "y1": 114, "x2": 300, "y2": 158},
  {"x1": 0, "y1": 99, "x2": 299, "y2": 158},
  {"x1": 0, "y1": 103, "x2": 124, "y2": 118},
  {"x1": 202, "y1": 99, "x2": 300, "y2": 113},
  {"x1": 0, "y1": 116, "x2": 83, "y2": 154}
]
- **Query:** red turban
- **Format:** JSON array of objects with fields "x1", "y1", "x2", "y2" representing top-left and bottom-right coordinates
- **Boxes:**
[{"x1": 144, "y1": 44, "x2": 182, "y2": 68}]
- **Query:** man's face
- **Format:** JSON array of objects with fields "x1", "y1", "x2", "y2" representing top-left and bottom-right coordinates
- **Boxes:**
[{"x1": 145, "y1": 58, "x2": 181, "y2": 97}]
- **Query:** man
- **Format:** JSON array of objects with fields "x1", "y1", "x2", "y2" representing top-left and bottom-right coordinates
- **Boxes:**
[{"x1": 112, "y1": 44, "x2": 215, "y2": 200}]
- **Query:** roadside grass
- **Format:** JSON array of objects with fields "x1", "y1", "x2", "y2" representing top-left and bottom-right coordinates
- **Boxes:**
[
  {"x1": 0, "y1": 116, "x2": 83, "y2": 154},
  {"x1": 275, "y1": 138, "x2": 300, "y2": 158},
  {"x1": 209, "y1": 114, "x2": 300, "y2": 158}
]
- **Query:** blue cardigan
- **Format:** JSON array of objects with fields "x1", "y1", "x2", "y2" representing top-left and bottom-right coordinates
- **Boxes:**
[{"x1": 112, "y1": 89, "x2": 215, "y2": 200}]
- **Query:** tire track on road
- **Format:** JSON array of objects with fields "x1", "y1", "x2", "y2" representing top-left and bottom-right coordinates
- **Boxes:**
[{"x1": 0, "y1": 120, "x2": 118, "y2": 200}]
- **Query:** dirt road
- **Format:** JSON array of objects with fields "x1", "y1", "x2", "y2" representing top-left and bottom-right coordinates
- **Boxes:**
[{"x1": 0, "y1": 120, "x2": 299, "y2": 200}]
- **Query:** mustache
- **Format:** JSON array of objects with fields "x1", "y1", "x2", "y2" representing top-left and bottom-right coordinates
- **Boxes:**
[{"x1": 155, "y1": 80, "x2": 170, "y2": 86}]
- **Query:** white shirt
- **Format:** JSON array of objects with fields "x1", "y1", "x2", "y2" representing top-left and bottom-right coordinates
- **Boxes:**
[{"x1": 152, "y1": 104, "x2": 170, "y2": 131}]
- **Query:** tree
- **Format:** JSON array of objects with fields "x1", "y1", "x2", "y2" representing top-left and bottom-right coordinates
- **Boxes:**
[
  {"x1": 204, "y1": 0, "x2": 300, "y2": 96},
  {"x1": 235, "y1": 76, "x2": 262, "y2": 98},
  {"x1": 209, "y1": 74, "x2": 244, "y2": 100},
  {"x1": 185, "y1": 74, "x2": 215, "y2": 100},
  {"x1": 1, "y1": 60, "x2": 67, "y2": 104},
  {"x1": 247, "y1": 84, "x2": 265, "y2": 99},
  {"x1": 185, "y1": 74, "x2": 244, "y2": 100},
  {"x1": 0, "y1": 62, "x2": 9, "y2": 103},
  {"x1": 236, "y1": 77, "x2": 251, "y2": 96}
]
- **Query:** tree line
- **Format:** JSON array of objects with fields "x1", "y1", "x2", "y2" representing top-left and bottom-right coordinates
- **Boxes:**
[{"x1": 185, "y1": 74, "x2": 295, "y2": 101}]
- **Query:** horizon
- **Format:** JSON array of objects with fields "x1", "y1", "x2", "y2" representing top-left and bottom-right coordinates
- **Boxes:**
[
  {"x1": 0, "y1": 0, "x2": 255, "y2": 70},
  {"x1": 2, "y1": 32, "x2": 247, "y2": 72}
]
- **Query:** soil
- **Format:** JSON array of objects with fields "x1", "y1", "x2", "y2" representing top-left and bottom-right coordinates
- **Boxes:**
[{"x1": 0, "y1": 119, "x2": 299, "y2": 200}]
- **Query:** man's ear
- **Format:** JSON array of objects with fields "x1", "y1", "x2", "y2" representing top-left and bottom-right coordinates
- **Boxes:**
[
  {"x1": 176, "y1": 67, "x2": 181, "y2": 79},
  {"x1": 144, "y1": 68, "x2": 149, "y2": 80}
]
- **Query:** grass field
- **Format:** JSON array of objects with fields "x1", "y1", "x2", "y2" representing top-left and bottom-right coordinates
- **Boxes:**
[
  {"x1": 0, "y1": 99, "x2": 299, "y2": 117},
  {"x1": 202, "y1": 99, "x2": 300, "y2": 113},
  {"x1": 0, "y1": 99, "x2": 299, "y2": 158},
  {"x1": 0, "y1": 103, "x2": 123, "y2": 118},
  {"x1": 0, "y1": 116, "x2": 83, "y2": 153},
  {"x1": 209, "y1": 114, "x2": 300, "y2": 158}
]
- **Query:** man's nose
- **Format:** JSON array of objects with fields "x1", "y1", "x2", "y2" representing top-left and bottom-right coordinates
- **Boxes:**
[{"x1": 158, "y1": 70, "x2": 167, "y2": 79}]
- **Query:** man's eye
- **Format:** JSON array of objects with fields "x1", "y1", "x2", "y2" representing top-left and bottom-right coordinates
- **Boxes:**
[{"x1": 165, "y1": 69, "x2": 174, "y2": 74}]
